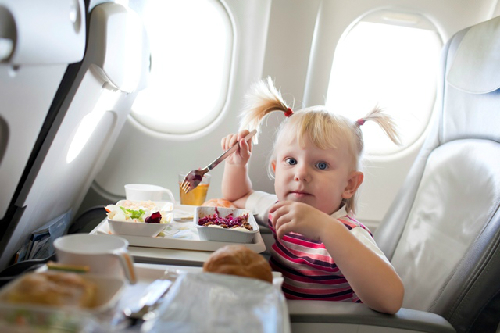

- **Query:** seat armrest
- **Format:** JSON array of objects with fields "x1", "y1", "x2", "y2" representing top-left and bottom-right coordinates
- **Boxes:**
[{"x1": 287, "y1": 301, "x2": 455, "y2": 333}]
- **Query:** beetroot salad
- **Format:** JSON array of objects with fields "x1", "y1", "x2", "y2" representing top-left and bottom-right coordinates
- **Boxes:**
[{"x1": 198, "y1": 208, "x2": 252, "y2": 230}]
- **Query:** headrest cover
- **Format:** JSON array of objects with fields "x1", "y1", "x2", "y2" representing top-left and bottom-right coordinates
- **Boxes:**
[
  {"x1": 447, "y1": 16, "x2": 500, "y2": 94},
  {"x1": 86, "y1": 3, "x2": 149, "y2": 93},
  {"x1": 0, "y1": 0, "x2": 85, "y2": 64}
]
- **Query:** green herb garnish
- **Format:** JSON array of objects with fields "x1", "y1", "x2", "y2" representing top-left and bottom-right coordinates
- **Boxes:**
[{"x1": 120, "y1": 206, "x2": 146, "y2": 221}]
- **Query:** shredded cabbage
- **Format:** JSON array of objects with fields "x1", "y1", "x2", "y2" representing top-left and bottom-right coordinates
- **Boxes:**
[{"x1": 198, "y1": 208, "x2": 252, "y2": 230}]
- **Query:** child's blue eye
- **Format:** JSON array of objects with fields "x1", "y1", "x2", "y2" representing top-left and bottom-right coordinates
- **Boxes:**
[
  {"x1": 316, "y1": 162, "x2": 328, "y2": 170},
  {"x1": 285, "y1": 158, "x2": 297, "y2": 165}
]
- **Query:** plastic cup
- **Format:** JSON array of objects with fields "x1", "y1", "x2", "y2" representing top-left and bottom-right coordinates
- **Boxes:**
[
  {"x1": 178, "y1": 172, "x2": 211, "y2": 205},
  {"x1": 54, "y1": 234, "x2": 137, "y2": 283},
  {"x1": 124, "y1": 184, "x2": 175, "y2": 204}
]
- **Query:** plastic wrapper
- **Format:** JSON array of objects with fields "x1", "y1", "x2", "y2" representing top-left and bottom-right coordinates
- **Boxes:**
[{"x1": 148, "y1": 272, "x2": 288, "y2": 333}]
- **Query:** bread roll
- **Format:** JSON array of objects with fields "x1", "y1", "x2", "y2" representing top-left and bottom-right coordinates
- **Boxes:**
[
  {"x1": 201, "y1": 198, "x2": 236, "y2": 209},
  {"x1": 203, "y1": 245, "x2": 273, "y2": 283},
  {"x1": 1, "y1": 271, "x2": 97, "y2": 308}
]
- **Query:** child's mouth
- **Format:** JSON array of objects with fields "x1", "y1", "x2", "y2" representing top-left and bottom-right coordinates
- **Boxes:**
[{"x1": 289, "y1": 191, "x2": 310, "y2": 198}]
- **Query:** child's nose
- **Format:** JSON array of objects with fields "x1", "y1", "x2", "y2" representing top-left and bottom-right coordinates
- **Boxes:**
[{"x1": 294, "y1": 164, "x2": 311, "y2": 182}]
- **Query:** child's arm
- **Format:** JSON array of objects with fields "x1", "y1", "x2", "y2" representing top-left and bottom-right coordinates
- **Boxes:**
[
  {"x1": 270, "y1": 202, "x2": 404, "y2": 314},
  {"x1": 320, "y1": 220, "x2": 404, "y2": 314},
  {"x1": 221, "y1": 130, "x2": 254, "y2": 207}
]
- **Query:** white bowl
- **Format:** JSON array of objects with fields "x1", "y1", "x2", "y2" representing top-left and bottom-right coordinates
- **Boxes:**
[
  {"x1": 108, "y1": 219, "x2": 167, "y2": 237},
  {"x1": 105, "y1": 200, "x2": 173, "y2": 237},
  {"x1": 195, "y1": 206, "x2": 259, "y2": 243}
]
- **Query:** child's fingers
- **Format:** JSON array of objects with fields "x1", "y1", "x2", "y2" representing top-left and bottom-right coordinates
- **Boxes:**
[
  {"x1": 270, "y1": 203, "x2": 289, "y2": 228},
  {"x1": 238, "y1": 136, "x2": 254, "y2": 158},
  {"x1": 221, "y1": 133, "x2": 238, "y2": 150},
  {"x1": 276, "y1": 221, "x2": 294, "y2": 239},
  {"x1": 221, "y1": 130, "x2": 252, "y2": 151},
  {"x1": 240, "y1": 136, "x2": 252, "y2": 153},
  {"x1": 269, "y1": 201, "x2": 286, "y2": 214},
  {"x1": 238, "y1": 139, "x2": 250, "y2": 159},
  {"x1": 237, "y1": 129, "x2": 250, "y2": 140},
  {"x1": 221, "y1": 135, "x2": 230, "y2": 150},
  {"x1": 228, "y1": 135, "x2": 239, "y2": 148},
  {"x1": 274, "y1": 214, "x2": 290, "y2": 233}
]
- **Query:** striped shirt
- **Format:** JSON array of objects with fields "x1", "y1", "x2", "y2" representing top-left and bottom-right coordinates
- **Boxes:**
[
  {"x1": 268, "y1": 214, "x2": 370, "y2": 302},
  {"x1": 246, "y1": 191, "x2": 388, "y2": 303}
]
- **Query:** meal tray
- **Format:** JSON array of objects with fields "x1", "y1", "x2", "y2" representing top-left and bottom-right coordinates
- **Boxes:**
[{"x1": 91, "y1": 218, "x2": 266, "y2": 253}]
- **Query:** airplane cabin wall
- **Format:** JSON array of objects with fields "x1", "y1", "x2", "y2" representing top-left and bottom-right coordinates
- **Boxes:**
[
  {"x1": 79, "y1": 0, "x2": 272, "y2": 215},
  {"x1": 245, "y1": 0, "x2": 323, "y2": 196},
  {"x1": 81, "y1": 0, "x2": 500, "y2": 232}
]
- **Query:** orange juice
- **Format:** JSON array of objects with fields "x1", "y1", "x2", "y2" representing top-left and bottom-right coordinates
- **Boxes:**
[{"x1": 179, "y1": 183, "x2": 210, "y2": 205}]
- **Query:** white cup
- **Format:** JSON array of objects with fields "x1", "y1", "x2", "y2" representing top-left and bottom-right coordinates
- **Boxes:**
[
  {"x1": 54, "y1": 234, "x2": 137, "y2": 283},
  {"x1": 124, "y1": 184, "x2": 175, "y2": 204}
]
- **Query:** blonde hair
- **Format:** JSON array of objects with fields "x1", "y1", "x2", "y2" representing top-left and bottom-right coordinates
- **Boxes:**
[{"x1": 239, "y1": 77, "x2": 400, "y2": 213}]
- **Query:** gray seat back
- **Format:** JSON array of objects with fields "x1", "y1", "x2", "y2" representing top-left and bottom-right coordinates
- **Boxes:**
[
  {"x1": 0, "y1": 1, "x2": 150, "y2": 271},
  {"x1": 375, "y1": 16, "x2": 500, "y2": 332},
  {"x1": 0, "y1": 0, "x2": 86, "y2": 267}
]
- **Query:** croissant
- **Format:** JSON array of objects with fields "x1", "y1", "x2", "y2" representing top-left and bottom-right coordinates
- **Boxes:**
[
  {"x1": 203, "y1": 245, "x2": 273, "y2": 283},
  {"x1": 201, "y1": 198, "x2": 236, "y2": 209},
  {"x1": 1, "y1": 271, "x2": 96, "y2": 308}
]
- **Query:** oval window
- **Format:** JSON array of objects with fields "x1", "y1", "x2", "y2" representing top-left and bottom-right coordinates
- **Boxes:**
[
  {"x1": 326, "y1": 10, "x2": 442, "y2": 154},
  {"x1": 130, "y1": 0, "x2": 233, "y2": 135}
]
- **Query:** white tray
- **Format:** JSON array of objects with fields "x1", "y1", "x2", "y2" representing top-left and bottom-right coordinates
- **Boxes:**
[{"x1": 92, "y1": 205, "x2": 266, "y2": 253}]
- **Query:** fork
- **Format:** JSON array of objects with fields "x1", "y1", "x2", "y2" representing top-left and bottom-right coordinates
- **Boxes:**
[
  {"x1": 181, "y1": 130, "x2": 257, "y2": 193},
  {"x1": 118, "y1": 270, "x2": 179, "y2": 329}
]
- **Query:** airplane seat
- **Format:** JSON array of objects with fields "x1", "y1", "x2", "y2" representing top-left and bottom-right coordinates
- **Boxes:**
[
  {"x1": 0, "y1": 0, "x2": 86, "y2": 269},
  {"x1": 0, "y1": 1, "x2": 150, "y2": 272},
  {"x1": 288, "y1": 16, "x2": 500, "y2": 333},
  {"x1": 67, "y1": 205, "x2": 107, "y2": 235}
]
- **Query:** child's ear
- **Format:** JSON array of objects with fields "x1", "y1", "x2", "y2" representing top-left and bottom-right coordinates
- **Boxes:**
[{"x1": 342, "y1": 171, "x2": 363, "y2": 199}]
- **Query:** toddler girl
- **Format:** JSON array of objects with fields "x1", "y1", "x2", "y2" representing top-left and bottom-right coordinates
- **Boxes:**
[{"x1": 221, "y1": 77, "x2": 404, "y2": 314}]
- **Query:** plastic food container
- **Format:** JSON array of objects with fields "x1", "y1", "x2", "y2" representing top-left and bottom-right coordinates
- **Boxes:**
[
  {"x1": 0, "y1": 303, "x2": 96, "y2": 333},
  {"x1": 0, "y1": 272, "x2": 125, "y2": 315},
  {"x1": 195, "y1": 206, "x2": 259, "y2": 243}
]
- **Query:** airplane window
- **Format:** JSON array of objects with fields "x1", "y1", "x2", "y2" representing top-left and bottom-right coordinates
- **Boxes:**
[
  {"x1": 326, "y1": 12, "x2": 442, "y2": 155},
  {"x1": 130, "y1": 0, "x2": 232, "y2": 135}
]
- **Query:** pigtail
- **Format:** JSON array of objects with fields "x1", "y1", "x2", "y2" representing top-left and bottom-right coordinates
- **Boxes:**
[
  {"x1": 239, "y1": 77, "x2": 291, "y2": 144},
  {"x1": 356, "y1": 106, "x2": 401, "y2": 145}
]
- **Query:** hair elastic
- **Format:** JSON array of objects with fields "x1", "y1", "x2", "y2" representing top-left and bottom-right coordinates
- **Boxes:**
[
  {"x1": 284, "y1": 108, "x2": 293, "y2": 117},
  {"x1": 356, "y1": 118, "x2": 366, "y2": 126}
]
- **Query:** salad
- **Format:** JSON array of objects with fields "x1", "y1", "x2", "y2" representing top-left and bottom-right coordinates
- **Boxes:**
[
  {"x1": 198, "y1": 208, "x2": 252, "y2": 230},
  {"x1": 105, "y1": 200, "x2": 172, "y2": 224}
]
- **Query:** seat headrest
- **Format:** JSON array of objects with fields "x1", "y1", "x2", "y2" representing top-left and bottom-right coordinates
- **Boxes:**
[
  {"x1": 86, "y1": 3, "x2": 150, "y2": 93},
  {"x1": 447, "y1": 16, "x2": 500, "y2": 94},
  {"x1": 0, "y1": 0, "x2": 85, "y2": 64}
]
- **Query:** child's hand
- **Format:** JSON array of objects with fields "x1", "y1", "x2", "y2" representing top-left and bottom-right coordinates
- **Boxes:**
[
  {"x1": 269, "y1": 202, "x2": 332, "y2": 240},
  {"x1": 221, "y1": 130, "x2": 253, "y2": 166}
]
